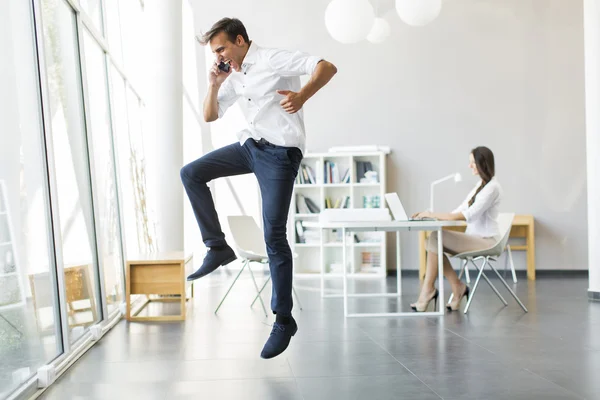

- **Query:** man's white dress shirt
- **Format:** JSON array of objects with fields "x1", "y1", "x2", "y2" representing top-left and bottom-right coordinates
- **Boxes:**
[{"x1": 217, "y1": 42, "x2": 323, "y2": 154}]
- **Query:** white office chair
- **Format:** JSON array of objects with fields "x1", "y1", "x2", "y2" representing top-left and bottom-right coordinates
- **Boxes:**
[
  {"x1": 450, "y1": 213, "x2": 528, "y2": 314},
  {"x1": 462, "y1": 245, "x2": 517, "y2": 284},
  {"x1": 215, "y1": 215, "x2": 303, "y2": 317}
]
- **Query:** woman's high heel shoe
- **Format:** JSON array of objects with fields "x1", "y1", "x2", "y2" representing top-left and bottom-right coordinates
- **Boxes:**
[
  {"x1": 447, "y1": 285, "x2": 470, "y2": 311},
  {"x1": 411, "y1": 289, "x2": 439, "y2": 312}
]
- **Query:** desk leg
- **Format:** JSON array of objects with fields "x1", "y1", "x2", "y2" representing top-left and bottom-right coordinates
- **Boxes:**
[
  {"x1": 527, "y1": 222, "x2": 536, "y2": 280},
  {"x1": 396, "y1": 231, "x2": 401, "y2": 295},
  {"x1": 342, "y1": 227, "x2": 348, "y2": 317},
  {"x1": 419, "y1": 232, "x2": 427, "y2": 281},
  {"x1": 437, "y1": 229, "x2": 444, "y2": 315},
  {"x1": 320, "y1": 228, "x2": 325, "y2": 297}
]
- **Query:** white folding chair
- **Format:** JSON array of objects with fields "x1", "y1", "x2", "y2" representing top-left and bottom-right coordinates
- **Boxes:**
[
  {"x1": 215, "y1": 215, "x2": 303, "y2": 317},
  {"x1": 450, "y1": 213, "x2": 528, "y2": 314},
  {"x1": 462, "y1": 245, "x2": 517, "y2": 284}
]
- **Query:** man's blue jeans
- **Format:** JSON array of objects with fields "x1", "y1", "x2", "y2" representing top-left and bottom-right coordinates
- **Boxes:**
[{"x1": 180, "y1": 138, "x2": 302, "y2": 316}]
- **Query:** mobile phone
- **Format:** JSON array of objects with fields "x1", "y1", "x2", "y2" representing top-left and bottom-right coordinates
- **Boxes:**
[{"x1": 218, "y1": 61, "x2": 230, "y2": 73}]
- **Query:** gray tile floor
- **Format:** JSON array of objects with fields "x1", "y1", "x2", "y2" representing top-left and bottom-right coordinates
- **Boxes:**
[{"x1": 38, "y1": 270, "x2": 600, "y2": 400}]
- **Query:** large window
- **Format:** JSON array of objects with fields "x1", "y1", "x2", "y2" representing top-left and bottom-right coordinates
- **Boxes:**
[
  {"x1": 0, "y1": 0, "x2": 168, "y2": 397},
  {"x1": 82, "y1": 29, "x2": 125, "y2": 316},
  {"x1": 79, "y1": 0, "x2": 103, "y2": 34},
  {"x1": 41, "y1": 0, "x2": 101, "y2": 342},
  {"x1": 0, "y1": 0, "x2": 63, "y2": 397}
]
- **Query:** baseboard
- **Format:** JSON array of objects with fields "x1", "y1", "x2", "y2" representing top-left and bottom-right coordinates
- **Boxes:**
[
  {"x1": 589, "y1": 290, "x2": 600, "y2": 302},
  {"x1": 387, "y1": 269, "x2": 589, "y2": 278},
  {"x1": 533, "y1": 270, "x2": 588, "y2": 278}
]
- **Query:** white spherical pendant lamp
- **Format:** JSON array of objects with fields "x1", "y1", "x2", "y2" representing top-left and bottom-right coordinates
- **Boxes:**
[
  {"x1": 367, "y1": 18, "x2": 391, "y2": 44},
  {"x1": 395, "y1": 0, "x2": 442, "y2": 27},
  {"x1": 325, "y1": 0, "x2": 376, "y2": 44}
]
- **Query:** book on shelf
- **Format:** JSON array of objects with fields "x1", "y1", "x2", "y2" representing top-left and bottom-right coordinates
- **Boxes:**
[
  {"x1": 296, "y1": 164, "x2": 317, "y2": 184},
  {"x1": 340, "y1": 168, "x2": 350, "y2": 184},
  {"x1": 296, "y1": 194, "x2": 320, "y2": 214},
  {"x1": 304, "y1": 197, "x2": 320, "y2": 213},
  {"x1": 295, "y1": 220, "x2": 320, "y2": 244},
  {"x1": 295, "y1": 220, "x2": 305, "y2": 243},
  {"x1": 323, "y1": 160, "x2": 347, "y2": 184},
  {"x1": 355, "y1": 161, "x2": 375, "y2": 182},
  {"x1": 324, "y1": 195, "x2": 350, "y2": 209}
]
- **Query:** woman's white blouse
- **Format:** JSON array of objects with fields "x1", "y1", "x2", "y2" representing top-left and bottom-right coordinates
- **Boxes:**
[{"x1": 452, "y1": 178, "x2": 502, "y2": 238}]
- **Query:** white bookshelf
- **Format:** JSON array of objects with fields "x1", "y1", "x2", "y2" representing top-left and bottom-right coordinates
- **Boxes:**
[{"x1": 289, "y1": 151, "x2": 388, "y2": 279}]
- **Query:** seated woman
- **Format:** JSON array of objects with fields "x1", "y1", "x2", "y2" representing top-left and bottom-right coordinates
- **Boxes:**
[{"x1": 411, "y1": 146, "x2": 502, "y2": 312}]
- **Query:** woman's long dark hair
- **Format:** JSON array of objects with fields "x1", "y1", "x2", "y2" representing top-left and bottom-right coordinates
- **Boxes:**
[{"x1": 468, "y1": 146, "x2": 495, "y2": 207}]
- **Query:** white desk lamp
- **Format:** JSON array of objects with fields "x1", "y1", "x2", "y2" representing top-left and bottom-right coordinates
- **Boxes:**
[{"x1": 429, "y1": 173, "x2": 462, "y2": 211}]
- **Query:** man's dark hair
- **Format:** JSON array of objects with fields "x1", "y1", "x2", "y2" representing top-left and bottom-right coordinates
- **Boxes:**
[{"x1": 196, "y1": 18, "x2": 250, "y2": 46}]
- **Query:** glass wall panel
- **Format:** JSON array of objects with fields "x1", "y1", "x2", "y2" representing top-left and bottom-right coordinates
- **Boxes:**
[
  {"x1": 79, "y1": 0, "x2": 104, "y2": 35},
  {"x1": 82, "y1": 29, "x2": 124, "y2": 315},
  {"x1": 104, "y1": 0, "x2": 123, "y2": 65},
  {"x1": 0, "y1": 0, "x2": 63, "y2": 396},
  {"x1": 119, "y1": 0, "x2": 144, "y2": 89},
  {"x1": 40, "y1": 0, "x2": 101, "y2": 342}
]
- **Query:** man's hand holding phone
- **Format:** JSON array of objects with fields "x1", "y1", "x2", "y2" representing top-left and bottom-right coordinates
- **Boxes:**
[{"x1": 209, "y1": 60, "x2": 232, "y2": 87}]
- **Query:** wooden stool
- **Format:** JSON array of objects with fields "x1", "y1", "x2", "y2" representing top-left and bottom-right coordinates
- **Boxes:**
[{"x1": 126, "y1": 252, "x2": 194, "y2": 321}]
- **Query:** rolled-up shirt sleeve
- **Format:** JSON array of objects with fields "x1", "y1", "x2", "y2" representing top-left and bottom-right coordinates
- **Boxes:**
[
  {"x1": 452, "y1": 187, "x2": 476, "y2": 215},
  {"x1": 217, "y1": 80, "x2": 239, "y2": 118},
  {"x1": 266, "y1": 48, "x2": 323, "y2": 77},
  {"x1": 461, "y1": 183, "x2": 500, "y2": 222}
]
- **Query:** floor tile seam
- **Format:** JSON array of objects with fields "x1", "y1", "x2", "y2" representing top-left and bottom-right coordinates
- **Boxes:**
[
  {"x1": 446, "y1": 326, "x2": 594, "y2": 399},
  {"x1": 356, "y1": 324, "x2": 445, "y2": 400},
  {"x1": 286, "y1": 358, "x2": 306, "y2": 400},
  {"x1": 68, "y1": 375, "x2": 298, "y2": 384},
  {"x1": 447, "y1": 327, "x2": 597, "y2": 357},
  {"x1": 521, "y1": 368, "x2": 588, "y2": 400}
]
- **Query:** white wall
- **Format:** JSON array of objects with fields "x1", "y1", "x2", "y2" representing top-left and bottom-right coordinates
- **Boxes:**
[{"x1": 191, "y1": 0, "x2": 586, "y2": 270}]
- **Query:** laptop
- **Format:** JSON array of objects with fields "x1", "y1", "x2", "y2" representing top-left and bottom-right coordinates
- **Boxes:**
[{"x1": 384, "y1": 193, "x2": 436, "y2": 221}]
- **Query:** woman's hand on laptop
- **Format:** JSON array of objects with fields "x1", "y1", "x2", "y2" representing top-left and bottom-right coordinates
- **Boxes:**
[{"x1": 412, "y1": 211, "x2": 432, "y2": 220}]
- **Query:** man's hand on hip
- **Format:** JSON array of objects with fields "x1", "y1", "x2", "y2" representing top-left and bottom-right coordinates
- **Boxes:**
[{"x1": 277, "y1": 90, "x2": 305, "y2": 114}]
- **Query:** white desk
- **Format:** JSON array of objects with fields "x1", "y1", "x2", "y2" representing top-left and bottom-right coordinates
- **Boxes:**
[{"x1": 304, "y1": 220, "x2": 464, "y2": 318}]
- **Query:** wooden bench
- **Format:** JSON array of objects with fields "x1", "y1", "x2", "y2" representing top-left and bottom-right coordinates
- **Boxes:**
[
  {"x1": 126, "y1": 252, "x2": 194, "y2": 321},
  {"x1": 418, "y1": 215, "x2": 536, "y2": 280}
]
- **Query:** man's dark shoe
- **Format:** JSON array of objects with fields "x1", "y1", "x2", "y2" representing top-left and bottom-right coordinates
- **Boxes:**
[
  {"x1": 186, "y1": 245, "x2": 236, "y2": 281},
  {"x1": 260, "y1": 317, "x2": 297, "y2": 359}
]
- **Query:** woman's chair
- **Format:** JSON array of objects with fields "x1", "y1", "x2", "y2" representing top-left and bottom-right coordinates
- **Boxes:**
[
  {"x1": 450, "y1": 213, "x2": 528, "y2": 314},
  {"x1": 214, "y1": 215, "x2": 303, "y2": 317},
  {"x1": 462, "y1": 244, "x2": 517, "y2": 284}
]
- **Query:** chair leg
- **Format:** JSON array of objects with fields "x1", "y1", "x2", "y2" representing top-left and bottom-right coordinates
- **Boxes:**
[
  {"x1": 247, "y1": 262, "x2": 268, "y2": 317},
  {"x1": 215, "y1": 260, "x2": 247, "y2": 314},
  {"x1": 489, "y1": 262, "x2": 528, "y2": 312},
  {"x1": 250, "y1": 273, "x2": 303, "y2": 312},
  {"x1": 507, "y1": 245, "x2": 517, "y2": 283},
  {"x1": 251, "y1": 276, "x2": 270, "y2": 307},
  {"x1": 503, "y1": 248, "x2": 509, "y2": 278},
  {"x1": 464, "y1": 259, "x2": 486, "y2": 314},
  {"x1": 464, "y1": 259, "x2": 471, "y2": 284},
  {"x1": 471, "y1": 259, "x2": 508, "y2": 306},
  {"x1": 293, "y1": 285, "x2": 303, "y2": 311}
]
